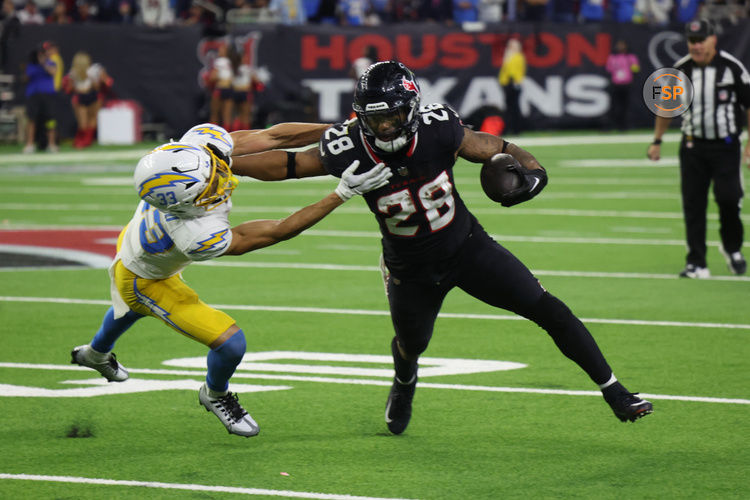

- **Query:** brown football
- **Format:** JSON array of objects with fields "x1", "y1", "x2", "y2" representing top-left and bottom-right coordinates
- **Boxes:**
[{"x1": 480, "y1": 154, "x2": 523, "y2": 203}]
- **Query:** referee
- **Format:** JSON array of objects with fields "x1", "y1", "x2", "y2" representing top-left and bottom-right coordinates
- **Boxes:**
[{"x1": 648, "y1": 19, "x2": 750, "y2": 278}]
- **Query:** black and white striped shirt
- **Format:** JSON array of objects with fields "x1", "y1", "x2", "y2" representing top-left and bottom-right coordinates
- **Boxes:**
[{"x1": 674, "y1": 50, "x2": 750, "y2": 140}]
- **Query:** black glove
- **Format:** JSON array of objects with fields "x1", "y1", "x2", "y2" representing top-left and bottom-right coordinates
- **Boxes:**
[{"x1": 499, "y1": 164, "x2": 548, "y2": 207}]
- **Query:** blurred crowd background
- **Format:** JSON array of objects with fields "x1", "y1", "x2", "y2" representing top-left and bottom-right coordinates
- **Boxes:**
[{"x1": 1, "y1": 0, "x2": 747, "y2": 32}]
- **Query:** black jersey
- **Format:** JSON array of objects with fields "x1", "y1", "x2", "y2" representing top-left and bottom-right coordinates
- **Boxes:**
[
  {"x1": 674, "y1": 50, "x2": 750, "y2": 140},
  {"x1": 320, "y1": 103, "x2": 473, "y2": 278}
]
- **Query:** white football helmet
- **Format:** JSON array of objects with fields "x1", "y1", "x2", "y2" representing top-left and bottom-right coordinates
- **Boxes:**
[
  {"x1": 133, "y1": 142, "x2": 238, "y2": 218},
  {"x1": 179, "y1": 123, "x2": 234, "y2": 160}
]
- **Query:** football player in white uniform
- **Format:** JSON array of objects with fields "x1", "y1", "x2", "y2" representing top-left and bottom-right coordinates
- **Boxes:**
[{"x1": 71, "y1": 123, "x2": 391, "y2": 437}]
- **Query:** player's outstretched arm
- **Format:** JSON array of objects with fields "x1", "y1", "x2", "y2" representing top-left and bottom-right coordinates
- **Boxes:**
[
  {"x1": 230, "y1": 122, "x2": 330, "y2": 156},
  {"x1": 230, "y1": 146, "x2": 328, "y2": 180},
  {"x1": 224, "y1": 161, "x2": 391, "y2": 255}
]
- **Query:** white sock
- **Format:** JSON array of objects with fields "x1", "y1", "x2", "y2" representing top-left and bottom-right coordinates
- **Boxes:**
[
  {"x1": 85, "y1": 345, "x2": 109, "y2": 363},
  {"x1": 206, "y1": 384, "x2": 229, "y2": 399},
  {"x1": 598, "y1": 373, "x2": 618, "y2": 390}
]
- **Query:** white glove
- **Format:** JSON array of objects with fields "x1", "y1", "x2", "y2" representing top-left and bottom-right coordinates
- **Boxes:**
[{"x1": 335, "y1": 160, "x2": 392, "y2": 201}]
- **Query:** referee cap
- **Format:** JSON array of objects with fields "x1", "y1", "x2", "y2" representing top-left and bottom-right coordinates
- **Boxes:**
[{"x1": 685, "y1": 19, "x2": 714, "y2": 39}]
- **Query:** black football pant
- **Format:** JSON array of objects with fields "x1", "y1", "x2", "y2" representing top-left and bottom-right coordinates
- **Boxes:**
[
  {"x1": 679, "y1": 138, "x2": 744, "y2": 267},
  {"x1": 386, "y1": 227, "x2": 613, "y2": 386}
]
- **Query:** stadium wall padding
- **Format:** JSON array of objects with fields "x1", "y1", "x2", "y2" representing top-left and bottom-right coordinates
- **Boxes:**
[{"x1": 5, "y1": 21, "x2": 749, "y2": 136}]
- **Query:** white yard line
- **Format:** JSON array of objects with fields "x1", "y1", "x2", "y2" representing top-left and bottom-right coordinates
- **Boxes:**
[
  {"x1": 1, "y1": 363, "x2": 748, "y2": 405},
  {"x1": 197, "y1": 261, "x2": 750, "y2": 282},
  {"x1": 1, "y1": 296, "x2": 748, "y2": 329},
  {"x1": 0, "y1": 473, "x2": 412, "y2": 500}
]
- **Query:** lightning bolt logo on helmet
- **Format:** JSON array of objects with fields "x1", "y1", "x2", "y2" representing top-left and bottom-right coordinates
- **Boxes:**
[
  {"x1": 133, "y1": 141, "x2": 236, "y2": 219},
  {"x1": 180, "y1": 123, "x2": 234, "y2": 158}
]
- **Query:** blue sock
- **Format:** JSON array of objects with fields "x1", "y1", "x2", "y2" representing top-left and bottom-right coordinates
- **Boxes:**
[
  {"x1": 90, "y1": 307, "x2": 143, "y2": 353},
  {"x1": 206, "y1": 329, "x2": 246, "y2": 393}
]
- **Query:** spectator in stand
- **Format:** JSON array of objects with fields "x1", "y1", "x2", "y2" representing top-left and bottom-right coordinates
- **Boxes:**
[
  {"x1": 208, "y1": 43, "x2": 234, "y2": 129},
  {"x1": 46, "y1": 0, "x2": 72, "y2": 21},
  {"x1": 520, "y1": 0, "x2": 547, "y2": 20},
  {"x1": 23, "y1": 46, "x2": 59, "y2": 153},
  {"x1": 499, "y1": 38, "x2": 525, "y2": 135},
  {"x1": 420, "y1": 0, "x2": 453, "y2": 23},
  {"x1": 390, "y1": 0, "x2": 422, "y2": 21},
  {"x1": 478, "y1": 0, "x2": 502, "y2": 21},
  {"x1": 63, "y1": 51, "x2": 100, "y2": 148},
  {"x1": 72, "y1": 0, "x2": 97, "y2": 21},
  {"x1": 269, "y1": 0, "x2": 306, "y2": 23},
  {"x1": 611, "y1": 0, "x2": 636, "y2": 21},
  {"x1": 579, "y1": 0, "x2": 604, "y2": 21},
  {"x1": 453, "y1": 0, "x2": 479, "y2": 22},
  {"x1": 180, "y1": 0, "x2": 219, "y2": 32},
  {"x1": 138, "y1": 0, "x2": 174, "y2": 25},
  {"x1": 308, "y1": 0, "x2": 337, "y2": 23},
  {"x1": 18, "y1": 0, "x2": 45, "y2": 22},
  {"x1": 605, "y1": 39, "x2": 639, "y2": 130},
  {"x1": 549, "y1": 0, "x2": 577, "y2": 21},
  {"x1": 676, "y1": 0, "x2": 701, "y2": 22},
  {"x1": 96, "y1": 0, "x2": 134, "y2": 21},
  {"x1": 339, "y1": 0, "x2": 373, "y2": 25},
  {"x1": 634, "y1": 0, "x2": 673, "y2": 25}
]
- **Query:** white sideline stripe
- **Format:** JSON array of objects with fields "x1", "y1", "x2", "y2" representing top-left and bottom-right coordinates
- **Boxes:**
[
  {"x1": 1, "y1": 363, "x2": 748, "y2": 405},
  {"x1": 197, "y1": 261, "x2": 750, "y2": 282},
  {"x1": 1, "y1": 296, "x2": 749, "y2": 330},
  {"x1": 0, "y1": 473, "x2": 411, "y2": 500},
  {"x1": 558, "y1": 158, "x2": 679, "y2": 168},
  {"x1": 514, "y1": 132, "x2": 684, "y2": 146},
  {"x1": 304, "y1": 229, "x2": 734, "y2": 248}
]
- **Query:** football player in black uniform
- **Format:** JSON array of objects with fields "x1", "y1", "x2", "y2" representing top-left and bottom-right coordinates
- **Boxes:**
[{"x1": 232, "y1": 61, "x2": 652, "y2": 433}]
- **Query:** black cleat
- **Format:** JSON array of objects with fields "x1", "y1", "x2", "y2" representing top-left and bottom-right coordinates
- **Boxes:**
[
  {"x1": 720, "y1": 248, "x2": 747, "y2": 275},
  {"x1": 385, "y1": 375, "x2": 417, "y2": 434},
  {"x1": 603, "y1": 382, "x2": 653, "y2": 422}
]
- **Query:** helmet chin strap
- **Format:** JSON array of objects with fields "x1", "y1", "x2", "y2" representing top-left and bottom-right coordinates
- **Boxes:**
[{"x1": 375, "y1": 134, "x2": 409, "y2": 153}]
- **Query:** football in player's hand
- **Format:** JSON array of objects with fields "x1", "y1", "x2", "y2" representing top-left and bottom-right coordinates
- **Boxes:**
[{"x1": 480, "y1": 154, "x2": 523, "y2": 203}]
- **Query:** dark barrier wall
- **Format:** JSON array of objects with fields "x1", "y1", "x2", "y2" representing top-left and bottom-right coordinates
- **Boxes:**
[
  {"x1": 6, "y1": 22, "x2": 750, "y2": 136},
  {"x1": 5, "y1": 25, "x2": 204, "y2": 138}
]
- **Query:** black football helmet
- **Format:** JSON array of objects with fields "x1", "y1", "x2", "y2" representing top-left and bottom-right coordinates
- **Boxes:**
[{"x1": 353, "y1": 61, "x2": 421, "y2": 154}]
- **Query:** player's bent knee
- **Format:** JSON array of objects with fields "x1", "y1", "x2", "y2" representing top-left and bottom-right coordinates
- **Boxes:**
[
  {"x1": 398, "y1": 337, "x2": 429, "y2": 359},
  {"x1": 530, "y1": 292, "x2": 577, "y2": 330},
  {"x1": 213, "y1": 329, "x2": 246, "y2": 365}
]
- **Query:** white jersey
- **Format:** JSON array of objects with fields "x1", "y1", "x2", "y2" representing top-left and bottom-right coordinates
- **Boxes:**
[{"x1": 118, "y1": 200, "x2": 233, "y2": 280}]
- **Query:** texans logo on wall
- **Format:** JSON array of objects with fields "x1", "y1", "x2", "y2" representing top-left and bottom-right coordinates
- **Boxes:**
[{"x1": 0, "y1": 230, "x2": 119, "y2": 269}]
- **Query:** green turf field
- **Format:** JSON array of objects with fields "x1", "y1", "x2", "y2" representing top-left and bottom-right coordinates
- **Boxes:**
[{"x1": 0, "y1": 131, "x2": 748, "y2": 499}]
